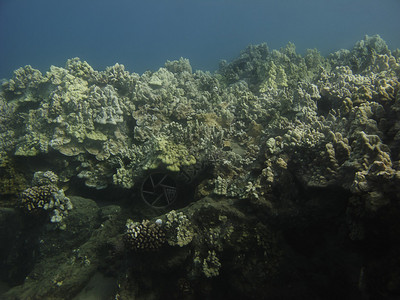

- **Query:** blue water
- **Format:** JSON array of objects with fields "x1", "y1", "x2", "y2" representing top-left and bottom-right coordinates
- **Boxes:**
[{"x1": 1, "y1": 0, "x2": 399, "y2": 78}]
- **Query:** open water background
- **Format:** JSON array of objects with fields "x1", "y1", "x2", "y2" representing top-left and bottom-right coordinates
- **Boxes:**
[{"x1": 0, "y1": 0, "x2": 400, "y2": 78}]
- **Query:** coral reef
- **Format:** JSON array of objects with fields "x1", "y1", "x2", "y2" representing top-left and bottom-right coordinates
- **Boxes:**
[{"x1": 1, "y1": 35, "x2": 400, "y2": 299}]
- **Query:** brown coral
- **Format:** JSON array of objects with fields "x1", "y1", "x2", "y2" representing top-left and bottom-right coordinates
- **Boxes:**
[
  {"x1": 20, "y1": 184, "x2": 58, "y2": 212},
  {"x1": 124, "y1": 219, "x2": 166, "y2": 251}
]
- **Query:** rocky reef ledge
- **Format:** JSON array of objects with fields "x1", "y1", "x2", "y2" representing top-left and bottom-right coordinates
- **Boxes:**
[{"x1": 1, "y1": 35, "x2": 400, "y2": 299}]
